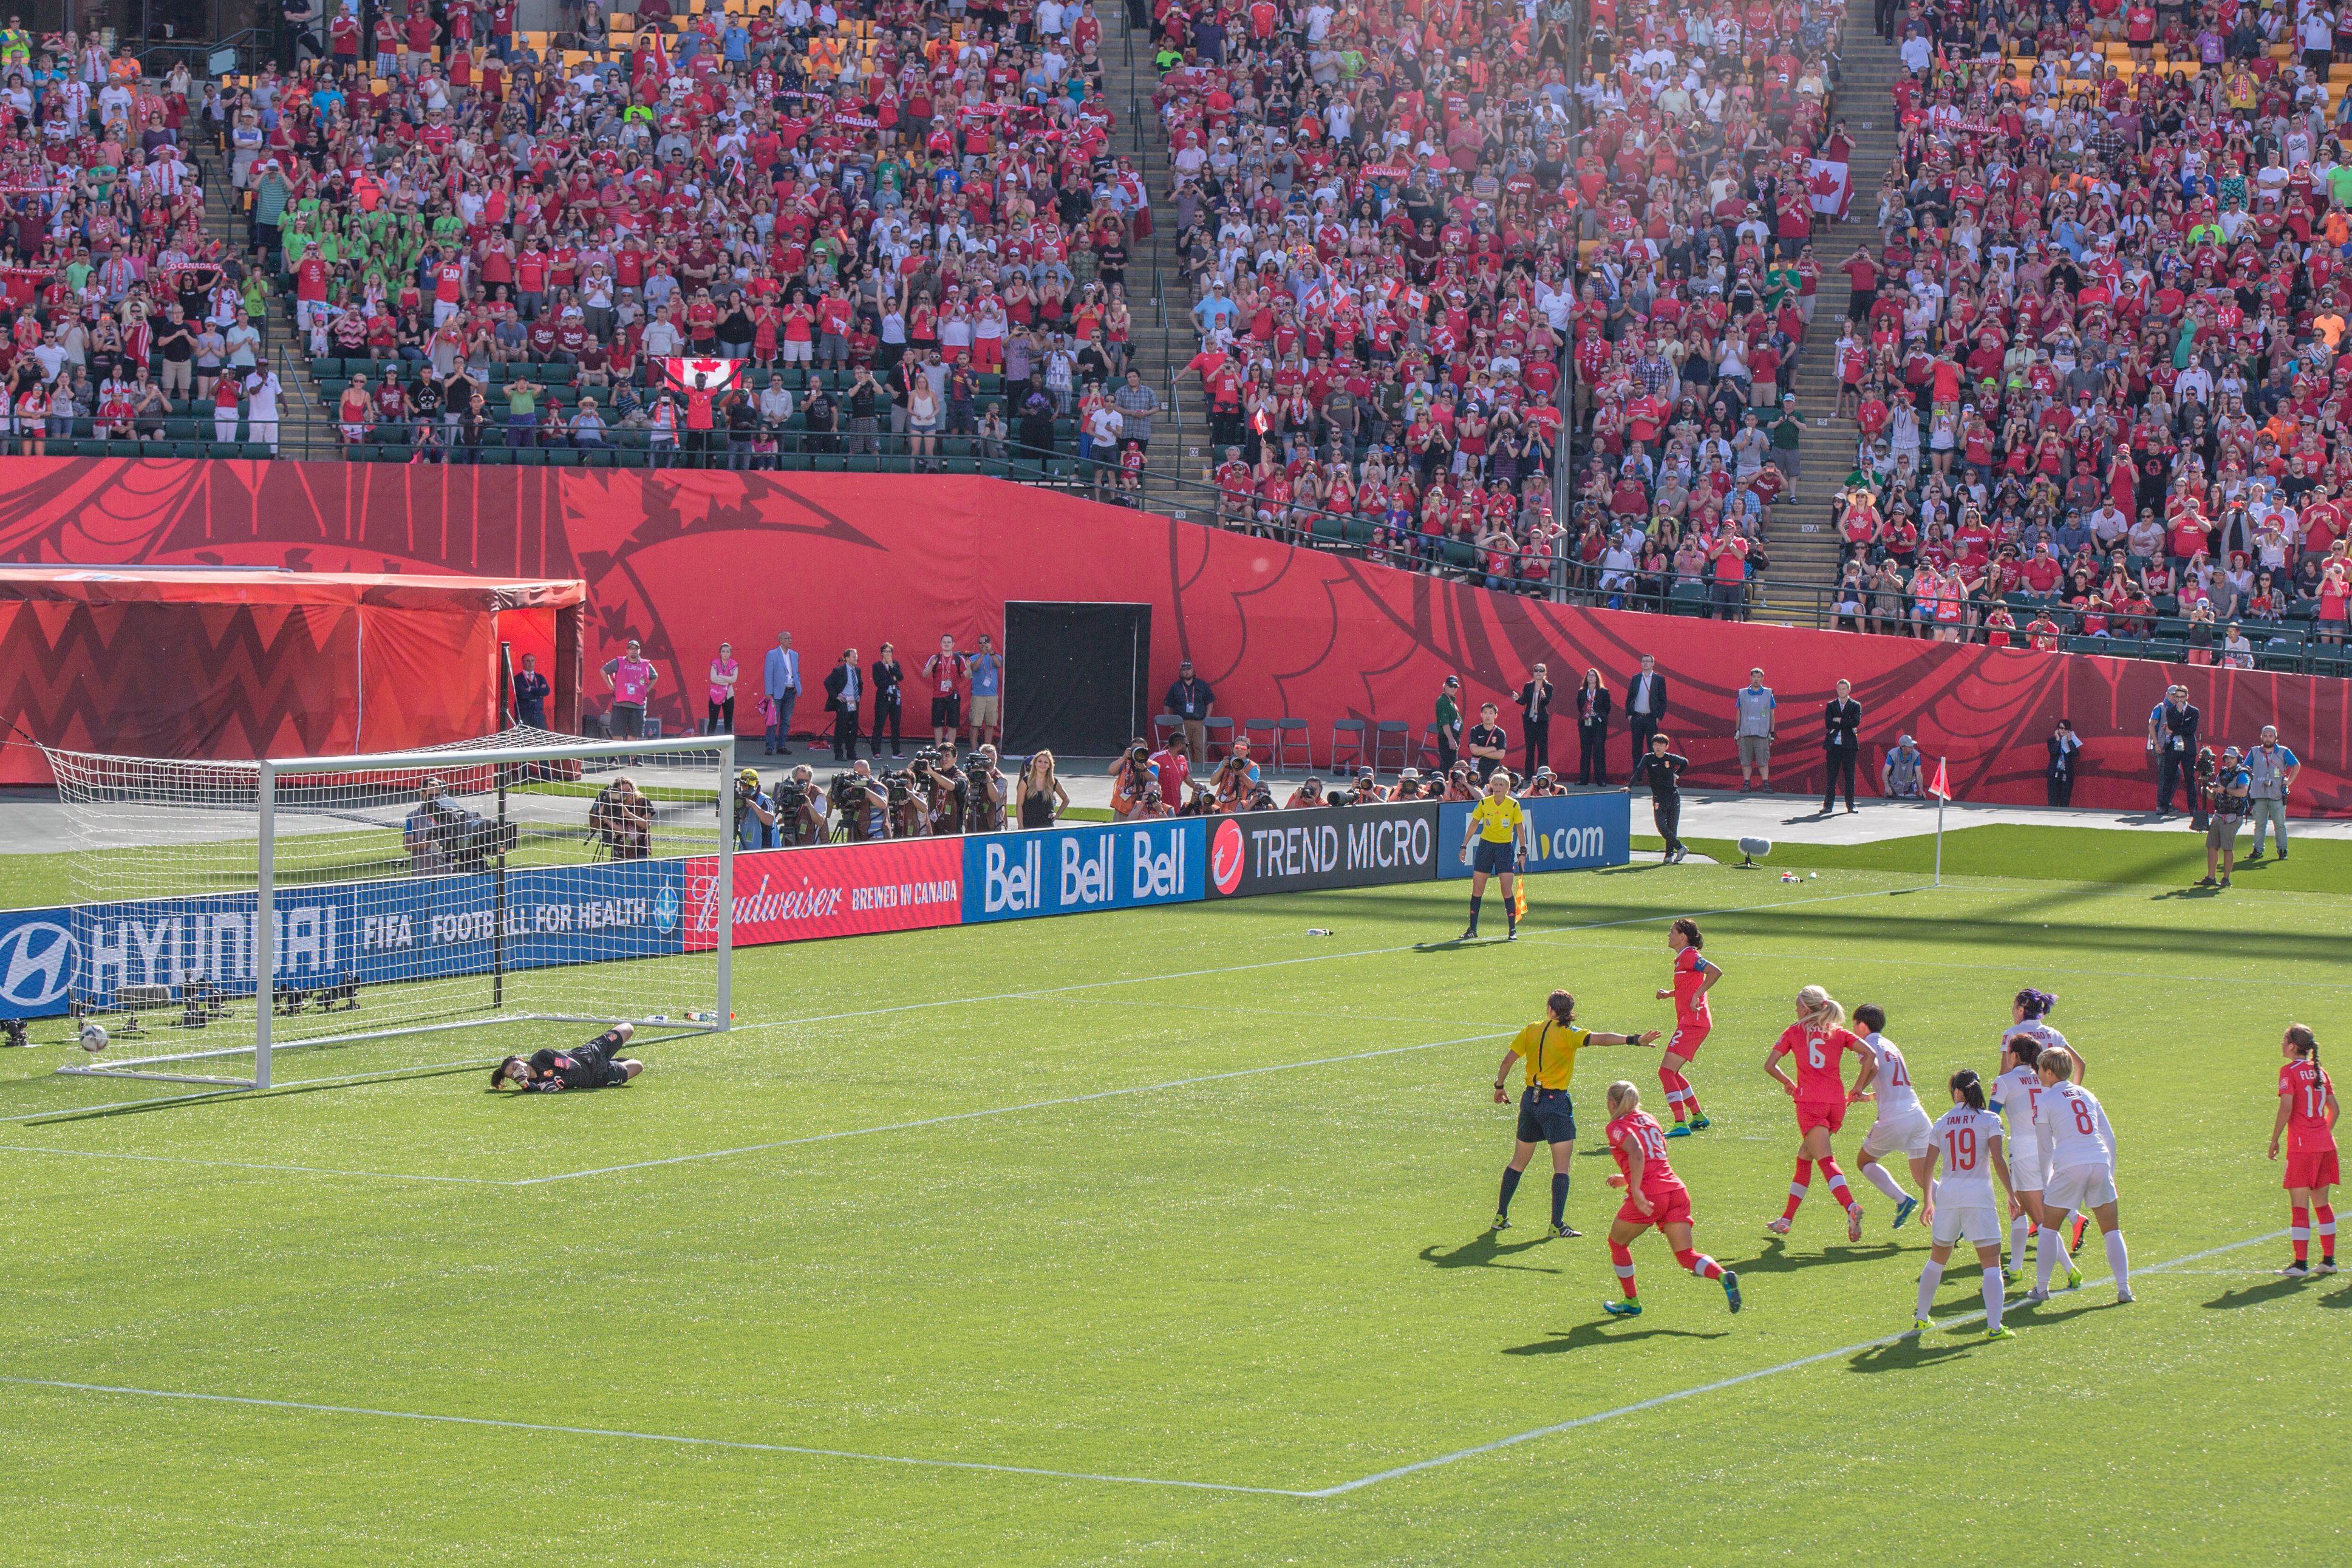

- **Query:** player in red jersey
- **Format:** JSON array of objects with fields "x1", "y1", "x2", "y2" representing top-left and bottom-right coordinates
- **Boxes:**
[
  {"x1": 1654, "y1": 918, "x2": 1722, "y2": 1137},
  {"x1": 1762, "y1": 986, "x2": 1878, "y2": 1240},
  {"x1": 1598, "y1": 1081, "x2": 1741, "y2": 1318},
  {"x1": 2271, "y1": 1023, "x2": 2340, "y2": 1277}
]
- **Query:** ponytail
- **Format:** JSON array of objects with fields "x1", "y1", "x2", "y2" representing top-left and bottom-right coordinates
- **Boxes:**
[
  {"x1": 2286, "y1": 1023, "x2": 2319, "y2": 1062},
  {"x1": 2014, "y1": 987, "x2": 2057, "y2": 1020},
  {"x1": 1950, "y1": 1069, "x2": 1986, "y2": 1112},
  {"x1": 1671, "y1": 917, "x2": 1703, "y2": 949},
  {"x1": 1796, "y1": 984, "x2": 1845, "y2": 1031}
]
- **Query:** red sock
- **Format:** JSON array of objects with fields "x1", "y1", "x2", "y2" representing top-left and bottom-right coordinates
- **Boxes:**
[
  {"x1": 2319, "y1": 1205, "x2": 2338, "y2": 1258},
  {"x1": 1609, "y1": 1240, "x2": 1638, "y2": 1298},
  {"x1": 1782, "y1": 1159, "x2": 1814, "y2": 1220},
  {"x1": 1820, "y1": 1157, "x2": 1856, "y2": 1209},
  {"x1": 1675, "y1": 1247, "x2": 1725, "y2": 1281},
  {"x1": 2292, "y1": 1205, "x2": 2311, "y2": 1263},
  {"x1": 1658, "y1": 1066, "x2": 1685, "y2": 1121},
  {"x1": 1682, "y1": 1076, "x2": 1703, "y2": 1117}
]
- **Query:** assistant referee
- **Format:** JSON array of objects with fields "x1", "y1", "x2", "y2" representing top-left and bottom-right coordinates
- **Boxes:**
[
  {"x1": 1489, "y1": 990, "x2": 1662, "y2": 1236},
  {"x1": 1457, "y1": 769, "x2": 1530, "y2": 941}
]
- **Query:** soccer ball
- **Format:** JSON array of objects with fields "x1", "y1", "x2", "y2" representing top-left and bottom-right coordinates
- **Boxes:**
[{"x1": 78, "y1": 1022, "x2": 109, "y2": 1054}]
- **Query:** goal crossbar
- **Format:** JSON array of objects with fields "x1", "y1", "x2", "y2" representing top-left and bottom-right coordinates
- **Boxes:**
[{"x1": 46, "y1": 730, "x2": 735, "y2": 1092}]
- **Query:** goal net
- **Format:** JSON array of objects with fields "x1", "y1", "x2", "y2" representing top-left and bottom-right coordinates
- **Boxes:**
[{"x1": 43, "y1": 728, "x2": 735, "y2": 1088}]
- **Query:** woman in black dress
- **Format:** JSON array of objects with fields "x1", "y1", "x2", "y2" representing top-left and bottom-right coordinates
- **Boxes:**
[
  {"x1": 1017, "y1": 750, "x2": 1069, "y2": 828},
  {"x1": 868, "y1": 643, "x2": 905, "y2": 758},
  {"x1": 1635, "y1": 732, "x2": 1690, "y2": 863}
]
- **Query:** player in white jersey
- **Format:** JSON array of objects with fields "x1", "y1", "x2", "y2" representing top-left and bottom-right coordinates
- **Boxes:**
[
  {"x1": 2027, "y1": 1046, "x2": 2133, "y2": 1304},
  {"x1": 1990, "y1": 988, "x2": 2090, "y2": 1274},
  {"x1": 1914, "y1": 1069, "x2": 2018, "y2": 1339},
  {"x1": 1849, "y1": 1003, "x2": 1934, "y2": 1229}
]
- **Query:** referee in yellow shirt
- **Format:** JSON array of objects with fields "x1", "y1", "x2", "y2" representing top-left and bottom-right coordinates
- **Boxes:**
[
  {"x1": 1490, "y1": 989, "x2": 1661, "y2": 1236},
  {"x1": 1457, "y1": 768, "x2": 1532, "y2": 941}
]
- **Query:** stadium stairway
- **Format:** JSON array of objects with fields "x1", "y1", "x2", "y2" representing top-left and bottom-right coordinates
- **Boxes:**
[
  {"x1": 1754, "y1": 27, "x2": 1904, "y2": 626},
  {"x1": 189, "y1": 133, "x2": 327, "y2": 425},
  {"x1": 1102, "y1": 4, "x2": 1187, "y2": 519}
]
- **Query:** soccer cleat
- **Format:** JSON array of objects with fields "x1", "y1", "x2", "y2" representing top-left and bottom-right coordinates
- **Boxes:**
[
  {"x1": 2004, "y1": 1265, "x2": 2023, "y2": 1281},
  {"x1": 2320, "y1": 1258, "x2": 2339, "y2": 1274},
  {"x1": 1548, "y1": 1221, "x2": 1581, "y2": 1239},
  {"x1": 1688, "y1": 1114, "x2": 1711, "y2": 1131},
  {"x1": 2070, "y1": 1215, "x2": 2088, "y2": 1249},
  {"x1": 1459, "y1": 927, "x2": 1479, "y2": 943},
  {"x1": 1984, "y1": 1325, "x2": 2017, "y2": 1341},
  {"x1": 1505, "y1": 927, "x2": 1518, "y2": 941},
  {"x1": 2280, "y1": 1261, "x2": 2311, "y2": 1278},
  {"x1": 2025, "y1": 1287, "x2": 2050, "y2": 1304},
  {"x1": 1665, "y1": 1124, "x2": 1692, "y2": 1139},
  {"x1": 2065, "y1": 1265, "x2": 2084, "y2": 1291},
  {"x1": 1723, "y1": 1271, "x2": 1742, "y2": 1314},
  {"x1": 1892, "y1": 1195, "x2": 1920, "y2": 1230},
  {"x1": 2116, "y1": 1287, "x2": 2136, "y2": 1304},
  {"x1": 1910, "y1": 1317, "x2": 1933, "y2": 1337},
  {"x1": 1764, "y1": 1216, "x2": 1793, "y2": 1235},
  {"x1": 1601, "y1": 1298, "x2": 1643, "y2": 1317},
  {"x1": 1846, "y1": 1204, "x2": 1864, "y2": 1242},
  {"x1": 1490, "y1": 1213, "x2": 1512, "y2": 1232}
]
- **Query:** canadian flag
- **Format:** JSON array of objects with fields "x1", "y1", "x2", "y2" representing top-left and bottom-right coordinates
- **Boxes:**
[
  {"x1": 1928, "y1": 757, "x2": 1951, "y2": 801},
  {"x1": 662, "y1": 358, "x2": 745, "y2": 394}
]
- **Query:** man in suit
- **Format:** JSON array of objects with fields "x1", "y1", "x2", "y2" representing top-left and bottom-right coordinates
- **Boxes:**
[
  {"x1": 823, "y1": 648, "x2": 864, "y2": 761},
  {"x1": 763, "y1": 630, "x2": 800, "y2": 755},
  {"x1": 1623, "y1": 653, "x2": 1668, "y2": 775},
  {"x1": 1515, "y1": 662, "x2": 1556, "y2": 778},
  {"x1": 1821, "y1": 677, "x2": 1863, "y2": 814}
]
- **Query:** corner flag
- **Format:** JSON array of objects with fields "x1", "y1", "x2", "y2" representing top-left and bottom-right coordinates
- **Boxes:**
[
  {"x1": 1928, "y1": 757, "x2": 1951, "y2": 800},
  {"x1": 1929, "y1": 757, "x2": 1949, "y2": 886}
]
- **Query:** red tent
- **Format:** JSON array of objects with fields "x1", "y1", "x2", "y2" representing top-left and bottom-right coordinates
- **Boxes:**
[{"x1": 0, "y1": 567, "x2": 586, "y2": 784}]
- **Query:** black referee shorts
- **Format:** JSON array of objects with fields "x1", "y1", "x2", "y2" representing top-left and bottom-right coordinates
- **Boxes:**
[
  {"x1": 1472, "y1": 837, "x2": 1516, "y2": 876},
  {"x1": 1516, "y1": 1086, "x2": 1577, "y2": 1144}
]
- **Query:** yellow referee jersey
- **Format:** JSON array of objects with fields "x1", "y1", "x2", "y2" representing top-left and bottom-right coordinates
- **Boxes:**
[
  {"x1": 1469, "y1": 795, "x2": 1524, "y2": 843},
  {"x1": 1510, "y1": 1018, "x2": 1593, "y2": 1092}
]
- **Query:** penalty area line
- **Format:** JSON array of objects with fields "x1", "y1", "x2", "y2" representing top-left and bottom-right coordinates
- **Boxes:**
[
  {"x1": 1298, "y1": 1228, "x2": 2291, "y2": 1498},
  {"x1": 0, "y1": 1378, "x2": 1314, "y2": 1498}
]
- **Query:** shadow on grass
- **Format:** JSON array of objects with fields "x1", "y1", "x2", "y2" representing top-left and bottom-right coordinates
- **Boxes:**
[
  {"x1": 2009, "y1": 1294, "x2": 2121, "y2": 1328},
  {"x1": 2319, "y1": 1284, "x2": 2352, "y2": 1309},
  {"x1": 18, "y1": 1060, "x2": 496, "y2": 1124},
  {"x1": 1419, "y1": 1234, "x2": 1563, "y2": 1275},
  {"x1": 1727, "y1": 1237, "x2": 1905, "y2": 1276},
  {"x1": 1503, "y1": 1321, "x2": 1731, "y2": 1355},
  {"x1": 2203, "y1": 1278, "x2": 2312, "y2": 1311},
  {"x1": 1849, "y1": 1337, "x2": 1977, "y2": 1373}
]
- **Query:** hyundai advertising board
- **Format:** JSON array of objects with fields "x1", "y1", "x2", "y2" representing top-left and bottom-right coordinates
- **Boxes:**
[
  {"x1": 1437, "y1": 792, "x2": 1632, "y2": 876},
  {"x1": 1204, "y1": 800, "x2": 1442, "y2": 898},
  {"x1": 0, "y1": 860, "x2": 691, "y2": 1018},
  {"x1": 962, "y1": 818, "x2": 1204, "y2": 922}
]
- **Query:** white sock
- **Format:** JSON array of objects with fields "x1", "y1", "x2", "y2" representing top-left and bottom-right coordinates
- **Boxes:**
[
  {"x1": 1982, "y1": 1266, "x2": 2004, "y2": 1331},
  {"x1": 1864, "y1": 1163, "x2": 1909, "y2": 1204},
  {"x1": 2009, "y1": 1213, "x2": 2030, "y2": 1270},
  {"x1": 1916, "y1": 1259, "x2": 1944, "y2": 1320},
  {"x1": 2105, "y1": 1230, "x2": 2130, "y2": 1292},
  {"x1": 2037, "y1": 1227, "x2": 2071, "y2": 1291}
]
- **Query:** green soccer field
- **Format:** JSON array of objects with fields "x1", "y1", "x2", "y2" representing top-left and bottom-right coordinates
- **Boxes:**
[{"x1": 3, "y1": 864, "x2": 2347, "y2": 1565}]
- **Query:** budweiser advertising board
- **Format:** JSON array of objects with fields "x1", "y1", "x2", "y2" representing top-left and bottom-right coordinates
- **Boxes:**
[{"x1": 683, "y1": 839, "x2": 964, "y2": 949}]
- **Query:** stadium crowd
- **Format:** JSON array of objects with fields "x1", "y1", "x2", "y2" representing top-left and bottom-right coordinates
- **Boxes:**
[{"x1": 1820, "y1": 0, "x2": 2352, "y2": 656}]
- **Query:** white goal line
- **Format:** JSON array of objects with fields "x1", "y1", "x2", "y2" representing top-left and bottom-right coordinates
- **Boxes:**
[{"x1": 0, "y1": 1229, "x2": 2289, "y2": 1499}]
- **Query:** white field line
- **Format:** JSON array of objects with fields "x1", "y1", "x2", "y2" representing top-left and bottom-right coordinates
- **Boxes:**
[
  {"x1": 0, "y1": 1144, "x2": 506, "y2": 1185},
  {"x1": 1, "y1": 1230, "x2": 2288, "y2": 1499},
  {"x1": 1295, "y1": 1228, "x2": 2292, "y2": 1497}
]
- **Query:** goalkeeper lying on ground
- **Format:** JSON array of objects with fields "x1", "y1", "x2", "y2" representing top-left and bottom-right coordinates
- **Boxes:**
[{"x1": 491, "y1": 1023, "x2": 644, "y2": 1092}]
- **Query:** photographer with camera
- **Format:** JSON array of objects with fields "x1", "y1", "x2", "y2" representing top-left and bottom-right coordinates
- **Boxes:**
[
  {"x1": 1444, "y1": 764, "x2": 1481, "y2": 803},
  {"x1": 1521, "y1": 766, "x2": 1564, "y2": 798},
  {"x1": 1207, "y1": 737, "x2": 1263, "y2": 813},
  {"x1": 1109, "y1": 740, "x2": 1158, "y2": 820},
  {"x1": 2196, "y1": 746, "x2": 2254, "y2": 890},
  {"x1": 1285, "y1": 775, "x2": 1327, "y2": 809},
  {"x1": 733, "y1": 768, "x2": 779, "y2": 850},
  {"x1": 772, "y1": 765, "x2": 829, "y2": 847},
  {"x1": 964, "y1": 745, "x2": 1009, "y2": 833},
  {"x1": 404, "y1": 776, "x2": 520, "y2": 874},
  {"x1": 830, "y1": 760, "x2": 891, "y2": 841},
  {"x1": 1128, "y1": 779, "x2": 1177, "y2": 819},
  {"x1": 588, "y1": 775, "x2": 654, "y2": 861},
  {"x1": 914, "y1": 743, "x2": 969, "y2": 835}
]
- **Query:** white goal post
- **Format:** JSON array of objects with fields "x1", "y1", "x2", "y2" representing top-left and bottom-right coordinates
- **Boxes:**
[{"x1": 43, "y1": 728, "x2": 734, "y2": 1090}]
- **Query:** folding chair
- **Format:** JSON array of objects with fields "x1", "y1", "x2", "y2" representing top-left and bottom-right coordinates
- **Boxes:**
[
  {"x1": 1416, "y1": 723, "x2": 1445, "y2": 769},
  {"x1": 1242, "y1": 718, "x2": 1278, "y2": 760},
  {"x1": 1273, "y1": 717, "x2": 1313, "y2": 772},
  {"x1": 1372, "y1": 720, "x2": 1411, "y2": 774},
  {"x1": 1152, "y1": 713, "x2": 1183, "y2": 751},
  {"x1": 1202, "y1": 716, "x2": 1236, "y2": 757},
  {"x1": 1328, "y1": 718, "x2": 1369, "y2": 775}
]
